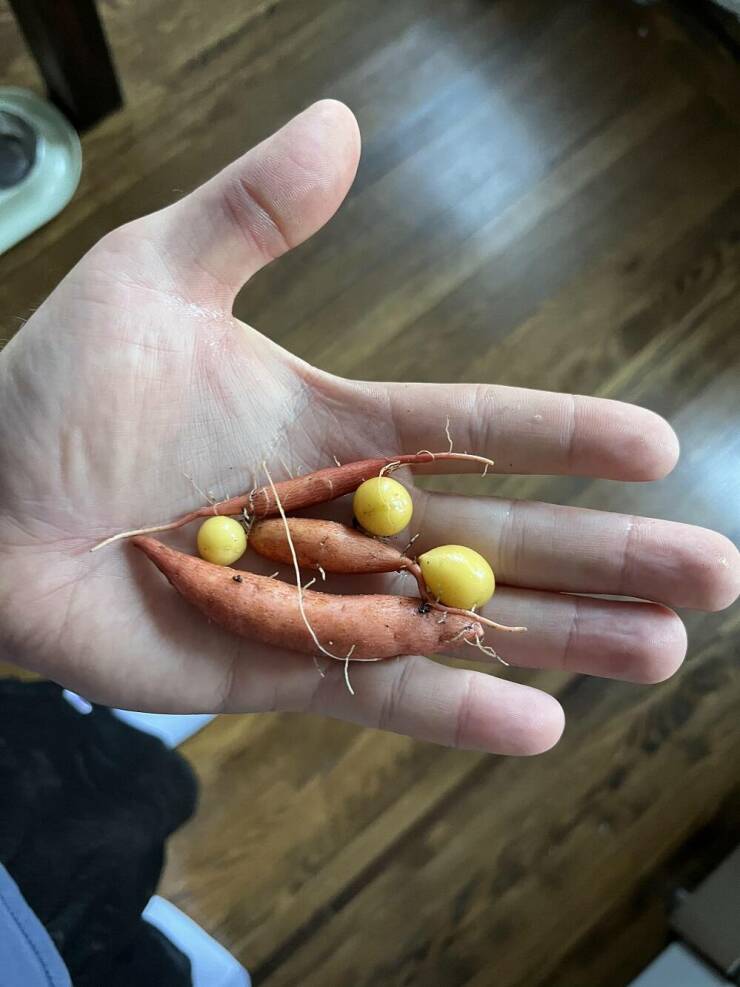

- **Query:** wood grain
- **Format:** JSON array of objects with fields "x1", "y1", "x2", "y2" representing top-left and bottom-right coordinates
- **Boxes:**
[
  {"x1": 549, "y1": 787, "x2": 740, "y2": 987},
  {"x1": 1, "y1": 0, "x2": 739, "y2": 985}
]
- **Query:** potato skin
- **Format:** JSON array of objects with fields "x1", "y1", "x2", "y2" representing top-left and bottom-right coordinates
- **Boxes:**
[
  {"x1": 194, "y1": 451, "x2": 472, "y2": 522},
  {"x1": 92, "y1": 452, "x2": 493, "y2": 553},
  {"x1": 133, "y1": 536, "x2": 482, "y2": 660},
  {"x1": 204, "y1": 458, "x2": 394, "y2": 522},
  {"x1": 249, "y1": 518, "x2": 406, "y2": 573}
]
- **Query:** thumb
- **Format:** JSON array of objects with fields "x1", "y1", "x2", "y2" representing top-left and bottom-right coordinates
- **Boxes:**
[{"x1": 140, "y1": 100, "x2": 360, "y2": 305}]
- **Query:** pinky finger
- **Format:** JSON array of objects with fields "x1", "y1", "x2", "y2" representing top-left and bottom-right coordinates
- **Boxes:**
[{"x1": 302, "y1": 653, "x2": 565, "y2": 756}]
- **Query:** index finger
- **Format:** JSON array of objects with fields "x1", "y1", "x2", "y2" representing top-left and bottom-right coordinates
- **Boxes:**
[{"x1": 383, "y1": 382, "x2": 679, "y2": 480}]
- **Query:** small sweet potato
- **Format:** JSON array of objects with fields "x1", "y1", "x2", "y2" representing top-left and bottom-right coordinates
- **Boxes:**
[
  {"x1": 92, "y1": 450, "x2": 492, "y2": 552},
  {"x1": 249, "y1": 517, "x2": 411, "y2": 574},
  {"x1": 133, "y1": 536, "x2": 483, "y2": 661}
]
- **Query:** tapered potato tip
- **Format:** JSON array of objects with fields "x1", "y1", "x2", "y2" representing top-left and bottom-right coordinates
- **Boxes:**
[{"x1": 131, "y1": 534, "x2": 177, "y2": 569}]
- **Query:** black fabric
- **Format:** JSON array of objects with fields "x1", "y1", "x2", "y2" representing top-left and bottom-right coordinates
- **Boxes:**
[
  {"x1": 0, "y1": 680, "x2": 198, "y2": 986},
  {"x1": 107, "y1": 919, "x2": 193, "y2": 987}
]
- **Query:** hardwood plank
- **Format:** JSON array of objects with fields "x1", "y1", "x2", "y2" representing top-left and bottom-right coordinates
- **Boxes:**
[
  {"x1": 298, "y1": 83, "x2": 694, "y2": 376},
  {"x1": 247, "y1": 0, "x2": 645, "y2": 341},
  {"x1": 646, "y1": 0, "x2": 740, "y2": 122},
  {"x1": 336, "y1": 103, "x2": 735, "y2": 383},
  {"x1": 548, "y1": 787, "x2": 740, "y2": 987},
  {"x1": 167, "y1": 723, "x2": 493, "y2": 967}
]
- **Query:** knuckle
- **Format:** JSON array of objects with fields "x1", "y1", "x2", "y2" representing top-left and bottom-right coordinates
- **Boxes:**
[
  {"x1": 225, "y1": 175, "x2": 291, "y2": 262},
  {"x1": 453, "y1": 672, "x2": 476, "y2": 749},
  {"x1": 377, "y1": 656, "x2": 418, "y2": 733}
]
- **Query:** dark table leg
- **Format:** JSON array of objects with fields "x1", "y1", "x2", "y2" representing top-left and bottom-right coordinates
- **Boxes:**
[{"x1": 7, "y1": 0, "x2": 122, "y2": 131}]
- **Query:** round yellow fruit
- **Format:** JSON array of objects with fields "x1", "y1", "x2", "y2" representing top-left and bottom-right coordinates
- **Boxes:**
[
  {"x1": 196, "y1": 516, "x2": 247, "y2": 566},
  {"x1": 419, "y1": 544, "x2": 495, "y2": 610},
  {"x1": 352, "y1": 476, "x2": 413, "y2": 537}
]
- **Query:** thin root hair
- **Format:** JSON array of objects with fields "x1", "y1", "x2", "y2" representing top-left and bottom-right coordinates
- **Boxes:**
[
  {"x1": 263, "y1": 463, "x2": 349, "y2": 665},
  {"x1": 444, "y1": 415, "x2": 453, "y2": 453},
  {"x1": 465, "y1": 636, "x2": 510, "y2": 667}
]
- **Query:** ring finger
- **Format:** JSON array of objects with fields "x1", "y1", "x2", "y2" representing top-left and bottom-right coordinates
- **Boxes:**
[{"x1": 446, "y1": 586, "x2": 687, "y2": 684}]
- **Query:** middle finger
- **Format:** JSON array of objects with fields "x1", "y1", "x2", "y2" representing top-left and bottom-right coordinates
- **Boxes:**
[{"x1": 413, "y1": 491, "x2": 737, "y2": 611}]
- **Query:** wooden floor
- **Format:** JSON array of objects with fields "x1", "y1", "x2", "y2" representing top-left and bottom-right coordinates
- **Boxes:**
[{"x1": 2, "y1": 0, "x2": 740, "y2": 984}]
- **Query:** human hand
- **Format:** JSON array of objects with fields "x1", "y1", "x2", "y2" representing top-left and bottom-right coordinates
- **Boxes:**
[{"x1": 1, "y1": 101, "x2": 737, "y2": 755}]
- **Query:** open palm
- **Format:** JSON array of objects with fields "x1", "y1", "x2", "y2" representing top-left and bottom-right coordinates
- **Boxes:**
[{"x1": 1, "y1": 102, "x2": 737, "y2": 755}]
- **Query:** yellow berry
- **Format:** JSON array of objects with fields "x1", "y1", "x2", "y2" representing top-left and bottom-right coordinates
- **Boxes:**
[
  {"x1": 419, "y1": 545, "x2": 495, "y2": 610},
  {"x1": 352, "y1": 476, "x2": 413, "y2": 537},
  {"x1": 196, "y1": 516, "x2": 247, "y2": 566}
]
